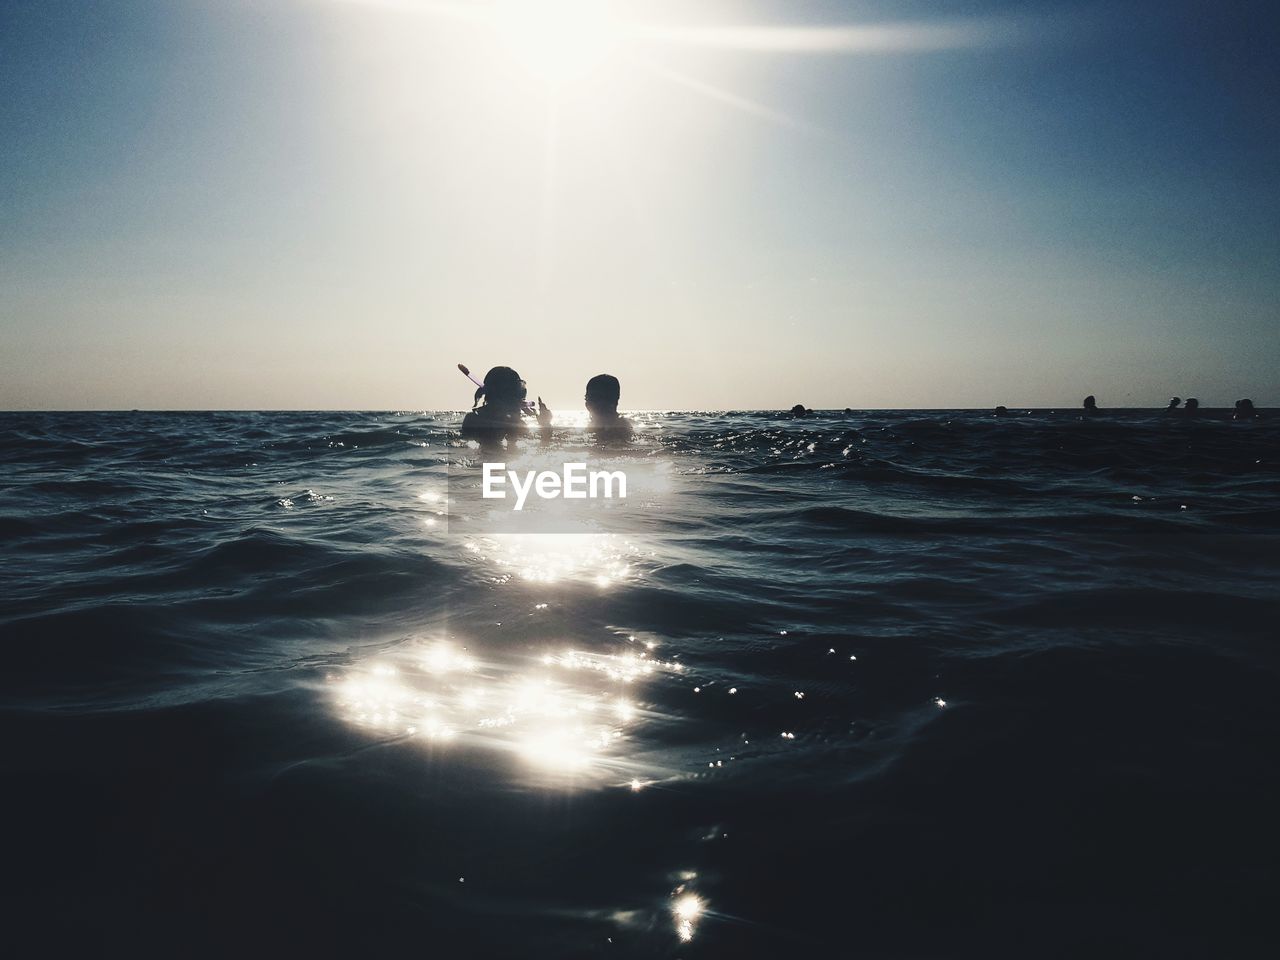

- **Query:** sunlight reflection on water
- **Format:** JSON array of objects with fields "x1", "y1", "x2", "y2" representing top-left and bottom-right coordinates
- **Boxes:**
[
  {"x1": 463, "y1": 532, "x2": 652, "y2": 586},
  {"x1": 330, "y1": 638, "x2": 683, "y2": 786}
]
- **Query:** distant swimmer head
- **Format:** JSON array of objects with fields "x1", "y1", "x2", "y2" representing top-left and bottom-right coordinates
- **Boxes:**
[
  {"x1": 1083, "y1": 395, "x2": 1098, "y2": 411},
  {"x1": 1167, "y1": 397, "x2": 1182, "y2": 409},
  {"x1": 584, "y1": 374, "x2": 621, "y2": 416},
  {"x1": 790, "y1": 404, "x2": 810, "y2": 417},
  {"x1": 1184, "y1": 398, "x2": 1199, "y2": 412},
  {"x1": 480, "y1": 366, "x2": 527, "y2": 412},
  {"x1": 995, "y1": 405, "x2": 1008, "y2": 416},
  {"x1": 1234, "y1": 398, "x2": 1257, "y2": 420}
]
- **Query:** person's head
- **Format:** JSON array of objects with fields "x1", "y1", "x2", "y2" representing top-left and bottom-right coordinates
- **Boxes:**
[
  {"x1": 1083, "y1": 395, "x2": 1097, "y2": 409},
  {"x1": 479, "y1": 366, "x2": 526, "y2": 414},
  {"x1": 995, "y1": 405, "x2": 1008, "y2": 416},
  {"x1": 1236, "y1": 398, "x2": 1256, "y2": 415},
  {"x1": 1184, "y1": 398, "x2": 1199, "y2": 411},
  {"x1": 584, "y1": 374, "x2": 621, "y2": 418},
  {"x1": 790, "y1": 404, "x2": 809, "y2": 417},
  {"x1": 1167, "y1": 397, "x2": 1181, "y2": 409}
]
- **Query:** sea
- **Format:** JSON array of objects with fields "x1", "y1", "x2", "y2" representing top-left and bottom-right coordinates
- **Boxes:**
[{"x1": 2, "y1": 409, "x2": 1278, "y2": 957}]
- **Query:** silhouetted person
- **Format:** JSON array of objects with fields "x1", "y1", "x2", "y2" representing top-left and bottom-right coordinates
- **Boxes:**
[
  {"x1": 461, "y1": 366, "x2": 544, "y2": 448},
  {"x1": 1234, "y1": 398, "x2": 1259, "y2": 420},
  {"x1": 1183, "y1": 398, "x2": 1200, "y2": 416},
  {"x1": 583, "y1": 374, "x2": 633, "y2": 439},
  {"x1": 1082, "y1": 395, "x2": 1100, "y2": 415},
  {"x1": 994, "y1": 405, "x2": 1008, "y2": 417},
  {"x1": 1165, "y1": 397, "x2": 1182, "y2": 414},
  {"x1": 790, "y1": 404, "x2": 811, "y2": 418},
  {"x1": 532, "y1": 374, "x2": 630, "y2": 443}
]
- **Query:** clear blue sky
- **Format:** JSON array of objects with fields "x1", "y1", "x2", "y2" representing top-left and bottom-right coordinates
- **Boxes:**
[{"x1": 2, "y1": 0, "x2": 1277, "y2": 409}]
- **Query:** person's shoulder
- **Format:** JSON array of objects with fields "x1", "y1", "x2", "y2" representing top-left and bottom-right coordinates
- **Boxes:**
[
  {"x1": 593, "y1": 416, "x2": 634, "y2": 440},
  {"x1": 462, "y1": 410, "x2": 501, "y2": 438}
]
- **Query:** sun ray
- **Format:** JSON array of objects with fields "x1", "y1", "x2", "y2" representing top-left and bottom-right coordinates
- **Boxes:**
[
  {"x1": 325, "y1": 2, "x2": 1033, "y2": 61},
  {"x1": 626, "y1": 18, "x2": 1029, "y2": 54},
  {"x1": 310, "y1": 0, "x2": 1034, "y2": 310},
  {"x1": 627, "y1": 56, "x2": 837, "y2": 141}
]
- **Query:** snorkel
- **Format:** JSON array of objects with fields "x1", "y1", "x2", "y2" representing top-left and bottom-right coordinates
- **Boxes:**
[
  {"x1": 458, "y1": 363, "x2": 536, "y2": 414},
  {"x1": 457, "y1": 363, "x2": 484, "y2": 393}
]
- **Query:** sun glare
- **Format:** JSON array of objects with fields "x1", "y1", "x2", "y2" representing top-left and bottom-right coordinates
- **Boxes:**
[
  {"x1": 331, "y1": 637, "x2": 687, "y2": 786},
  {"x1": 491, "y1": 0, "x2": 620, "y2": 86}
]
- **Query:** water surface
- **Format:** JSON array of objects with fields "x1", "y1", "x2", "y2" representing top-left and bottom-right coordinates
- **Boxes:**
[{"x1": 3, "y1": 409, "x2": 1278, "y2": 955}]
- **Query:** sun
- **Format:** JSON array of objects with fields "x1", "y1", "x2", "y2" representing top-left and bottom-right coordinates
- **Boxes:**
[{"x1": 489, "y1": 0, "x2": 621, "y2": 87}]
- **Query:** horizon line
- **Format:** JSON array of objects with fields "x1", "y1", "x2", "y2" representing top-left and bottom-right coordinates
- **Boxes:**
[{"x1": 1, "y1": 406, "x2": 1271, "y2": 414}]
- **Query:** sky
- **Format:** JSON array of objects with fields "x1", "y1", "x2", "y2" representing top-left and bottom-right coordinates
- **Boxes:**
[{"x1": 1, "y1": 0, "x2": 1277, "y2": 410}]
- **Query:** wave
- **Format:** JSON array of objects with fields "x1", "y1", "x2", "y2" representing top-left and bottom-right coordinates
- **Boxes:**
[{"x1": 3, "y1": 409, "x2": 1279, "y2": 953}]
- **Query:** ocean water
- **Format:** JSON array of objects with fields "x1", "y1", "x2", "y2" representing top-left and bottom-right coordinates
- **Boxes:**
[{"x1": 2, "y1": 409, "x2": 1278, "y2": 956}]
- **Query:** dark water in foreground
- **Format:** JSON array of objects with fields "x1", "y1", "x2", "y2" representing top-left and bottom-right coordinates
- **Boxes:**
[{"x1": 2, "y1": 410, "x2": 1279, "y2": 956}]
